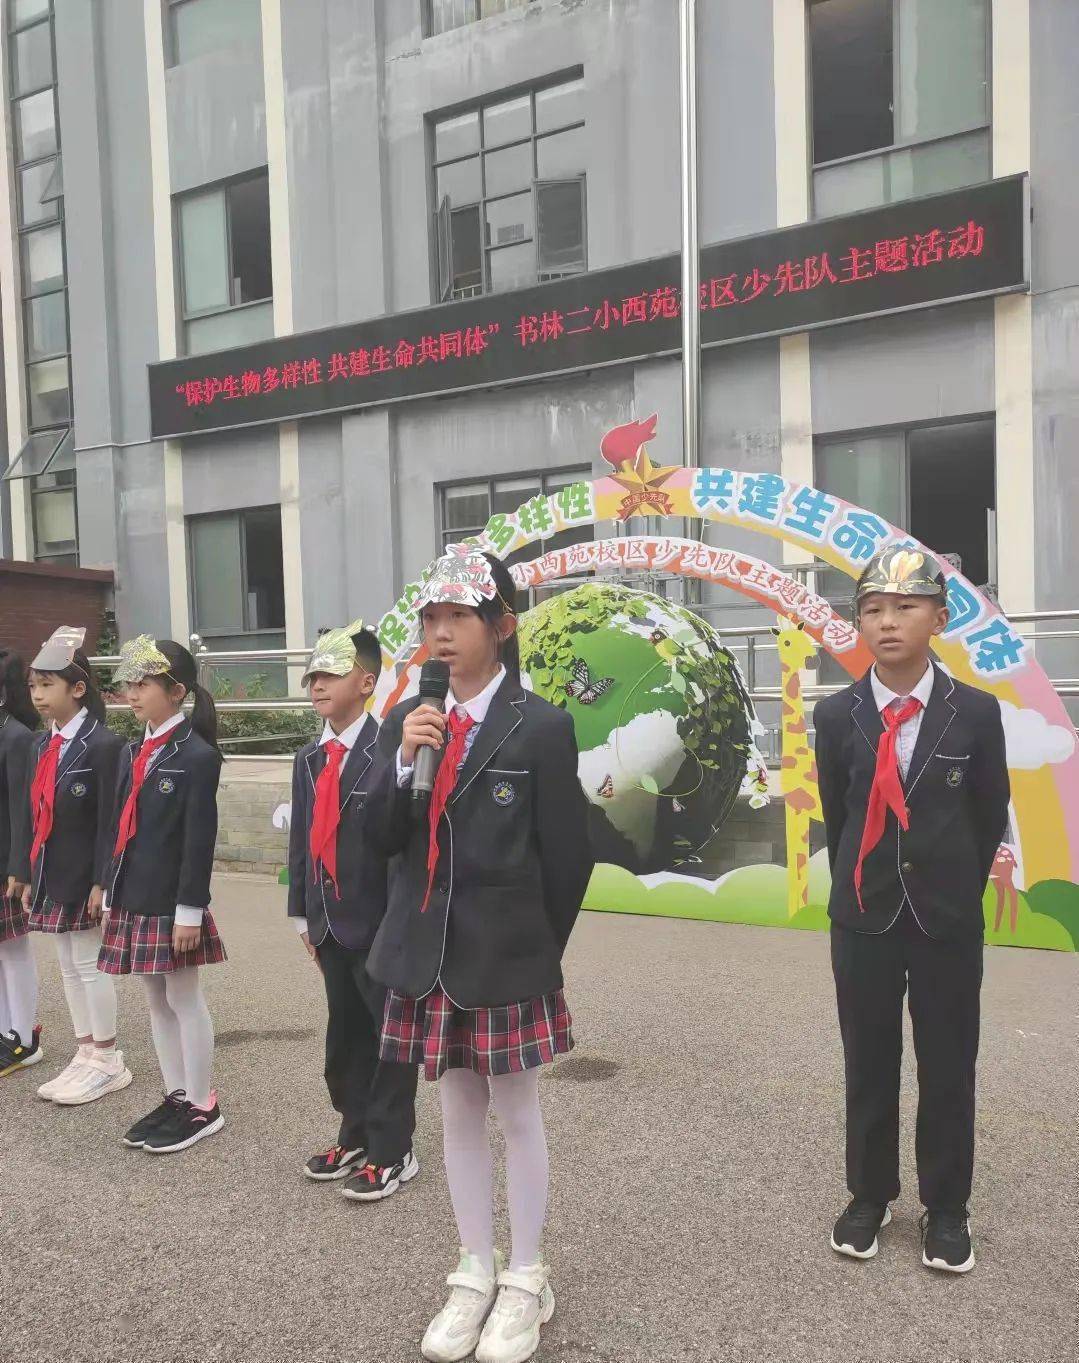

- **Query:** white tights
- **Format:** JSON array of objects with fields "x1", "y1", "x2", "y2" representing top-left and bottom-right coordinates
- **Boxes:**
[
  {"x1": 54, "y1": 928, "x2": 117, "y2": 1043},
  {"x1": 0, "y1": 934, "x2": 37, "y2": 1042},
  {"x1": 142, "y1": 968, "x2": 215, "y2": 1107},
  {"x1": 440, "y1": 1068, "x2": 549, "y2": 1276}
]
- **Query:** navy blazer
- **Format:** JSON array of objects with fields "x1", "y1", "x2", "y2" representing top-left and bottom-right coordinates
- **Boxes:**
[
  {"x1": 27, "y1": 716, "x2": 123, "y2": 909},
  {"x1": 0, "y1": 714, "x2": 35, "y2": 884},
  {"x1": 287, "y1": 715, "x2": 391, "y2": 951},
  {"x1": 368, "y1": 673, "x2": 595, "y2": 1009},
  {"x1": 813, "y1": 664, "x2": 1010, "y2": 940},
  {"x1": 104, "y1": 720, "x2": 222, "y2": 918}
]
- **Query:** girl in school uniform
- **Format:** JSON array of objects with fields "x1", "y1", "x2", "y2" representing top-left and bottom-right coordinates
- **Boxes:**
[
  {"x1": 370, "y1": 550, "x2": 594, "y2": 1363},
  {"x1": 99, "y1": 636, "x2": 226, "y2": 1154},
  {"x1": 0, "y1": 646, "x2": 42, "y2": 1077},
  {"x1": 25, "y1": 627, "x2": 130, "y2": 1104}
]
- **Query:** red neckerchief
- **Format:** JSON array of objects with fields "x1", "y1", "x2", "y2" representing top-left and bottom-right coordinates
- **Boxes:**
[
  {"x1": 853, "y1": 696, "x2": 923, "y2": 911},
  {"x1": 29, "y1": 733, "x2": 64, "y2": 865},
  {"x1": 112, "y1": 729, "x2": 174, "y2": 857},
  {"x1": 420, "y1": 709, "x2": 475, "y2": 911},
  {"x1": 310, "y1": 739, "x2": 348, "y2": 897}
]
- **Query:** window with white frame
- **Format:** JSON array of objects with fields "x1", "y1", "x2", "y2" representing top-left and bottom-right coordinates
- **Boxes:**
[
  {"x1": 427, "y1": 0, "x2": 535, "y2": 39},
  {"x1": 439, "y1": 467, "x2": 593, "y2": 607},
  {"x1": 431, "y1": 75, "x2": 586, "y2": 300},
  {"x1": 808, "y1": 0, "x2": 990, "y2": 217},
  {"x1": 167, "y1": 0, "x2": 262, "y2": 67},
  {"x1": 176, "y1": 172, "x2": 273, "y2": 354}
]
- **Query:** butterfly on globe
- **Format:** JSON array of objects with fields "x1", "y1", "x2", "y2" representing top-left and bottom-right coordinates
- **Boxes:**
[
  {"x1": 596, "y1": 774, "x2": 614, "y2": 799},
  {"x1": 565, "y1": 658, "x2": 615, "y2": 705}
]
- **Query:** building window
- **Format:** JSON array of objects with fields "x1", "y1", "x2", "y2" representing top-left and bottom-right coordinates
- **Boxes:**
[
  {"x1": 4, "y1": 0, "x2": 76, "y2": 564},
  {"x1": 809, "y1": 0, "x2": 990, "y2": 217},
  {"x1": 439, "y1": 467, "x2": 592, "y2": 607},
  {"x1": 167, "y1": 0, "x2": 262, "y2": 67},
  {"x1": 188, "y1": 506, "x2": 286, "y2": 648},
  {"x1": 816, "y1": 415, "x2": 995, "y2": 587},
  {"x1": 426, "y1": 0, "x2": 534, "y2": 39},
  {"x1": 431, "y1": 74, "x2": 586, "y2": 300},
  {"x1": 176, "y1": 172, "x2": 273, "y2": 354}
]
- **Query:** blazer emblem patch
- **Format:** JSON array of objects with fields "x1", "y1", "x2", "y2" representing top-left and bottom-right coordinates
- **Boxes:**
[
  {"x1": 158, "y1": 776, "x2": 176, "y2": 795},
  {"x1": 492, "y1": 779, "x2": 517, "y2": 807},
  {"x1": 946, "y1": 765, "x2": 965, "y2": 789},
  {"x1": 70, "y1": 781, "x2": 87, "y2": 798}
]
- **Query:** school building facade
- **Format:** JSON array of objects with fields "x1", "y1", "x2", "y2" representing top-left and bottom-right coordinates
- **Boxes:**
[{"x1": 0, "y1": 0, "x2": 1075, "y2": 686}]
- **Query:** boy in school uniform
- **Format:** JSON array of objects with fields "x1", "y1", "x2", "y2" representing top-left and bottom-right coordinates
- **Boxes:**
[
  {"x1": 288, "y1": 621, "x2": 419, "y2": 1201},
  {"x1": 813, "y1": 546, "x2": 1009, "y2": 1275}
]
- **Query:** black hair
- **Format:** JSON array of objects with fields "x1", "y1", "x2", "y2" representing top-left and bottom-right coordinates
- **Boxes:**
[
  {"x1": 0, "y1": 648, "x2": 40, "y2": 730},
  {"x1": 854, "y1": 590, "x2": 947, "y2": 622},
  {"x1": 477, "y1": 552, "x2": 521, "y2": 679},
  {"x1": 350, "y1": 629, "x2": 383, "y2": 679},
  {"x1": 29, "y1": 648, "x2": 107, "y2": 722},
  {"x1": 152, "y1": 639, "x2": 222, "y2": 756}
]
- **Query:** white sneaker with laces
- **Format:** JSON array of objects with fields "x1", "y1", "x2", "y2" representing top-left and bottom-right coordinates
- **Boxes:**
[
  {"x1": 52, "y1": 1049, "x2": 133, "y2": 1106},
  {"x1": 475, "y1": 1263, "x2": 555, "y2": 1363},
  {"x1": 421, "y1": 1249, "x2": 504, "y2": 1363},
  {"x1": 38, "y1": 1047, "x2": 93, "y2": 1101}
]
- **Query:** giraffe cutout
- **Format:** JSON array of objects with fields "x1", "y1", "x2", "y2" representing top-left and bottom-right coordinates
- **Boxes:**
[{"x1": 772, "y1": 617, "x2": 824, "y2": 918}]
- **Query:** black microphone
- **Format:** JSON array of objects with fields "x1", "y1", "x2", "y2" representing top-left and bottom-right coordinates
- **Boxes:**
[{"x1": 411, "y1": 658, "x2": 451, "y2": 807}]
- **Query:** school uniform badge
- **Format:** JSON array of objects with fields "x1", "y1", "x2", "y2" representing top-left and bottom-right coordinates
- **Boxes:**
[
  {"x1": 947, "y1": 765, "x2": 965, "y2": 788},
  {"x1": 158, "y1": 777, "x2": 176, "y2": 795},
  {"x1": 70, "y1": 782, "x2": 87, "y2": 798},
  {"x1": 492, "y1": 779, "x2": 516, "y2": 807}
]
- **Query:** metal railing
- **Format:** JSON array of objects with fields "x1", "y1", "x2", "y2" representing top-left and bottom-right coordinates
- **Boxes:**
[{"x1": 89, "y1": 606, "x2": 1079, "y2": 763}]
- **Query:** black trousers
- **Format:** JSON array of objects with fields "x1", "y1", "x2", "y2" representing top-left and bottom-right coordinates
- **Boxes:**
[
  {"x1": 317, "y1": 934, "x2": 418, "y2": 1165},
  {"x1": 831, "y1": 907, "x2": 983, "y2": 1211}
]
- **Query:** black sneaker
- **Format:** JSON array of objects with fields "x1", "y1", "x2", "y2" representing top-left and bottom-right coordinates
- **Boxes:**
[
  {"x1": 831, "y1": 1199, "x2": 893, "y2": 1259},
  {"x1": 340, "y1": 1151, "x2": 419, "y2": 1201},
  {"x1": 144, "y1": 1094, "x2": 224, "y2": 1154},
  {"x1": 0, "y1": 1025, "x2": 43, "y2": 1077},
  {"x1": 123, "y1": 1091, "x2": 188, "y2": 1148},
  {"x1": 304, "y1": 1145, "x2": 366, "y2": 1181},
  {"x1": 921, "y1": 1208, "x2": 975, "y2": 1273}
]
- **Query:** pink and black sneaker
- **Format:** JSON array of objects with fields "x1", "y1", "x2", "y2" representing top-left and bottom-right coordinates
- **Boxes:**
[
  {"x1": 144, "y1": 1091, "x2": 224, "y2": 1153},
  {"x1": 340, "y1": 1151, "x2": 419, "y2": 1201}
]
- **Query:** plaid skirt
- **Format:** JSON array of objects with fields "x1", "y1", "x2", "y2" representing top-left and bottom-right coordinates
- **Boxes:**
[
  {"x1": 28, "y1": 896, "x2": 95, "y2": 934},
  {"x1": 98, "y1": 908, "x2": 227, "y2": 976},
  {"x1": 0, "y1": 893, "x2": 29, "y2": 944},
  {"x1": 381, "y1": 986, "x2": 573, "y2": 1082}
]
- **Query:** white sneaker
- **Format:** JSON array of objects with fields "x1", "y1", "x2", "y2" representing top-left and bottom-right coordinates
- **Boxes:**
[
  {"x1": 52, "y1": 1049, "x2": 133, "y2": 1106},
  {"x1": 38, "y1": 1047, "x2": 94, "y2": 1101},
  {"x1": 475, "y1": 1263, "x2": 555, "y2": 1363},
  {"x1": 421, "y1": 1249, "x2": 504, "y2": 1363}
]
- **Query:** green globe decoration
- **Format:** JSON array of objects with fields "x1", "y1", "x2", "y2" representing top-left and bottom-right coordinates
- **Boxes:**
[{"x1": 518, "y1": 583, "x2": 764, "y2": 876}]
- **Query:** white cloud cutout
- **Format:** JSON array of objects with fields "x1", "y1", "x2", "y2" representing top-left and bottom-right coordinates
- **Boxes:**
[{"x1": 998, "y1": 700, "x2": 1077, "y2": 770}]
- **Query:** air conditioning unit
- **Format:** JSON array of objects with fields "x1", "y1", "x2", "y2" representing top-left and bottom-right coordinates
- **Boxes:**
[{"x1": 496, "y1": 222, "x2": 526, "y2": 245}]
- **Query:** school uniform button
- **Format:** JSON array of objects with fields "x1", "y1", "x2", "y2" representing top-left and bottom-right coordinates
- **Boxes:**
[{"x1": 901, "y1": 861, "x2": 914, "y2": 874}]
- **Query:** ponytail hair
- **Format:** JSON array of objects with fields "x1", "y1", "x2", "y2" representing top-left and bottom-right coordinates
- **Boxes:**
[
  {"x1": 0, "y1": 647, "x2": 40, "y2": 730},
  {"x1": 155, "y1": 639, "x2": 222, "y2": 757},
  {"x1": 28, "y1": 648, "x2": 106, "y2": 721},
  {"x1": 477, "y1": 552, "x2": 521, "y2": 680}
]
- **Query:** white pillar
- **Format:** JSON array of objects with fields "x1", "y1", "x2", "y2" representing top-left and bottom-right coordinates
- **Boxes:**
[
  {"x1": 144, "y1": 0, "x2": 190, "y2": 639},
  {"x1": 991, "y1": 0, "x2": 1034, "y2": 617}
]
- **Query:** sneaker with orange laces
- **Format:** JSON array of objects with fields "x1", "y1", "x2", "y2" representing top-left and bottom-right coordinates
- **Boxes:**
[
  {"x1": 339, "y1": 1150, "x2": 419, "y2": 1200},
  {"x1": 304, "y1": 1144, "x2": 366, "y2": 1181}
]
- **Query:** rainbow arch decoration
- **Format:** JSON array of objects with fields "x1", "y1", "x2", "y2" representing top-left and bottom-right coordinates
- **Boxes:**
[{"x1": 372, "y1": 418, "x2": 1079, "y2": 952}]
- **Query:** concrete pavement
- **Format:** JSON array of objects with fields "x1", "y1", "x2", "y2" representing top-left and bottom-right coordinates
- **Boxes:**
[{"x1": 2, "y1": 874, "x2": 1075, "y2": 1363}]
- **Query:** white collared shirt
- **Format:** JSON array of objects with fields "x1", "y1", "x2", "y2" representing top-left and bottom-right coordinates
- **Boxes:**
[
  {"x1": 318, "y1": 710, "x2": 368, "y2": 751},
  {"x1": 396, "y1": 665, "x2": 506, "y2": 786},
  {"x1": 870, "y1": 662, "x2": 935, "y2": 780},
  {"x1": 51, "y1": 707, "x2": 88, "y2": 761}
]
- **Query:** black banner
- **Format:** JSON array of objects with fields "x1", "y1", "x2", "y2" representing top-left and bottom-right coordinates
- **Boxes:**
[{"x1": 149, "y1": 175, "x2": 1027, "y2": 439}]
